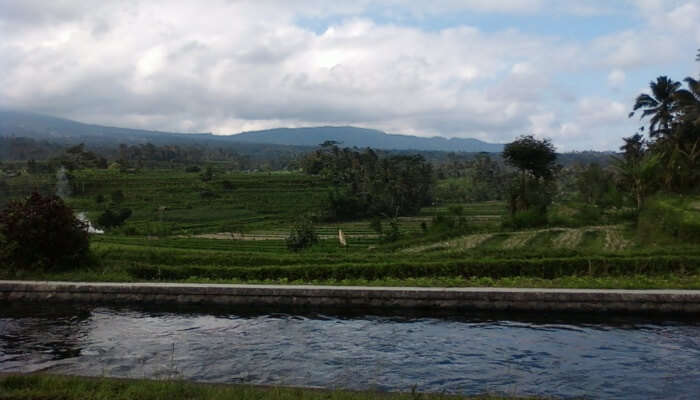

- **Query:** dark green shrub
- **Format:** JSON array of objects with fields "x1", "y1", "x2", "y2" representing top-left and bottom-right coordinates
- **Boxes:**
[
  {"x1": 381, "y1": 218, "x2": 401, "y2": 243},
  {"x1": 97, "y1": 208, "x2": 132, "y2": 229},
  {"x1": 184, "y1": 165, "x2": 201, "y2": 173},
  {"x1": 369, "y1": 217, "x2": 383, "y2": 234},
  {"x1": 199, "y1": 189, "x2": 219, "y2": 199},
  {"x1": 286, "y1": 217, "x2": 318, "y2": 251},
  {"x1": 221, "y1": 180, "x2": 235, "y2": 190},
  {"x1": 111, "y1": 190, "x2": 125, "y2": 204},
  {"x1": 573, "y1": 204, "x2": 602, "y2": 225},
  {"x1": 0, "y1": 192, "x2": 90, "y2": 272},
  {"x1": 126, "y1": 255, "x2": 700, "y2": 282},
  {"x1": 200, "y1": 166, "x2": 214, "y2": 182},
  {"x1": 502, "y1": 209, "x2": 548, "y2": 229}
]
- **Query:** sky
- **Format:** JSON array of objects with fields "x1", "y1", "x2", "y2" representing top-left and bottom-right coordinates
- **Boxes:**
[{"x1": 1, "y1": 0, "x2": 699, "y2": 151}]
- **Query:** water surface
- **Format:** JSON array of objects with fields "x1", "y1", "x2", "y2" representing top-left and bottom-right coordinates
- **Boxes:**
[{"x1": 1, "y1": 304, "x2": 699, "y2": 399}]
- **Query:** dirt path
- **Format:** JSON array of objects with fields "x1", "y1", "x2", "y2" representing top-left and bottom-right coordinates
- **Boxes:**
[{"x1": 183, "y1": 232, "x2": 379, "y2": 241}]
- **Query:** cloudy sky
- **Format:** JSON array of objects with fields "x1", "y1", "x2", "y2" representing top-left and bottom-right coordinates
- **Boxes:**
[{"x1": 1, "y1": 0, "x2": 699, "y2": 151}]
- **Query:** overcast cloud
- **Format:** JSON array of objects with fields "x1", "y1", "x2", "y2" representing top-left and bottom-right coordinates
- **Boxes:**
[{"x1": 1, "y1": 0, "x2": 698, "y2": 151}]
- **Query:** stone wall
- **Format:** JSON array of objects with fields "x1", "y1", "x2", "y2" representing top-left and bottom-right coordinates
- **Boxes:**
[{"x1": 1, "y1": 281, "x2": 700, "y2": 313}]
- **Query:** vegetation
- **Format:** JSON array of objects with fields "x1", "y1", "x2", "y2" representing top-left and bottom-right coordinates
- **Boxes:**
[
  {"x1": 0, "y1": 192, "x2": 90, "y2": 274},
  {"x1": 0, "y1": 374, "x2": 528, "y2": 400},
  {"x1": 501, "y1": 135, "x2": 557, "y2": 227},
  {"x1": 286, "y1": 216, "x2": 319, "y2": 252},
  {"x1": 301, "y1": 145, "x2": 433, "y2": 220},
  {"x1": 0, "y1": 51, "x2": 697, "y2": 290}
]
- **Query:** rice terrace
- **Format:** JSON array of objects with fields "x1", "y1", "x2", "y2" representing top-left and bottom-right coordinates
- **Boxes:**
[{"x1": 1, "y1": 2, "x2": 700, "y2": 399}]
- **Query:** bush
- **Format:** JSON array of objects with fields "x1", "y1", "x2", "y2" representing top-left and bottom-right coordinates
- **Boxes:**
[
  {"x1": 502, "y1": 209, "x2": 548, "y2": 229},
  {"x1": 111, "y1": 190, "x2": 125, "y2": 204},
  {"x1": 126, "y1": 255, "x2": 700, "y2": 282},
  {"x1": 200, "y1": 166, "x2": 214, "y2": 182},
  {"x1": 286, "y1": 217, "x2": 318, "y2": 251},
  {"x1": 221, "y1": 180, "x2": 235, "y2": 190},
  {"x1": 0, "y1": 192, "x2": 90, "y2": 272},
  {"x1": 184, "y1": 165, "x2": 201, "y2": 173},
  {"x1": 638, "y1": 196, "x2": 700, "y2": 243},
  {"x1": 97, "y1": 208, "x2": 132, "y2": 229}
]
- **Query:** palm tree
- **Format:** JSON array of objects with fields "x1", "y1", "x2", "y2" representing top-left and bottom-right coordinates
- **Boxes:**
[
  {"x1": 674, "y1": 77, "x2": 700, "y2": 127},
  {"x1": 630, "y1": 76, "x2": 681, "y2": 138}
]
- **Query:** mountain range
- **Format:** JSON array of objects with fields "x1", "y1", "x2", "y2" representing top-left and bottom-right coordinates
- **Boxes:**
[{"x1": 0, "y1": 110, "x2": 504, "y2": 153}]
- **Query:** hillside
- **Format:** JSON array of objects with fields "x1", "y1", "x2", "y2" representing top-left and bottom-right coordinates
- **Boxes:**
[
  {"x1": 0, "y1": 110, "x2": 503, "y2": 152},
  {"x1": 231, "y1": 126, "x2": 504, "y2": 152}
]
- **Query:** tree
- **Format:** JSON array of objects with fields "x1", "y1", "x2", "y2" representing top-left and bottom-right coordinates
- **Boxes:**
[
  {"x1": 613, "y1": 153, "x2": 660, "y2": 210},
  {"x1": 630, "y1": 76, "x2": 681, "y2": 138},
  {"x1": 675, "y1": 76, "x2": 700, "y2": 127},
  {"x1": 502, "y1": 135, "x2": 557, "y2": 215},
  {"x1": 286, "y1": 216, "x2": 318, "y2": 251},
  {"x1": 619, "y1": 134, "x2": 646, "y2": 164},
  {"x1": 0, "y1": 192, "x2": 90, "y2": 272},
  {"x1": 301, "y1": 146, "x2": 433, "y2": 220}
]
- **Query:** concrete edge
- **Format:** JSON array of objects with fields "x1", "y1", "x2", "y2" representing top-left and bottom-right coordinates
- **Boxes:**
[{"x1": 1, "y1": 280, "x2": 700, "y2": 313}]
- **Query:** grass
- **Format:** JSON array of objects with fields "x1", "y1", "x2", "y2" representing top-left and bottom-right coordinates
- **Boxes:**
[{"x1": 0, "y1": 374, "x2": 535, "y2": 400}]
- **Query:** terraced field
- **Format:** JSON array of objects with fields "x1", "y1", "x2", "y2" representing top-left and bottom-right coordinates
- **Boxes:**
[
  {"x1": 3, "y1": 168, "x2": 700, "y2": 288},
  {"x1": 402, "y1": 225, "x2": 634, "y2": 254}
]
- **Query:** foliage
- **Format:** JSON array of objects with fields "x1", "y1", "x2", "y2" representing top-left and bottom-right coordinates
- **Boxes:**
[
  {"x1": 0, "y1": 192, "x2": 89, "y2": 272},
  {"x1": 503, "y1": 135, "x2": 557, "y2": 180},
  {"x1": 638, "y1": 195, "x2": 700, "y2": 244},
  {"x1": 502, "y1": 209, "x2": 548, "y2": 229},
  {"x1": 200, "y1": 166, "x2": 214, "y2": 182},
  {"x1": 301, "y1": 146, "x2": 433, "y2": 220},
  {"x1": 126, "y1": 254, "x2": 700, "y2": 282},
  {"x1": 111, "y1": 189, "x2": 125, "y2": 204},
  {"x1": 49, "y1": 143, "x2": 108, "y2": 170},
  {"x1": 574, "y1": 163, "x2": 621, "y2": 208},
  {"x1": 286, "y1": 216, "x2": 319, "y2": 251},
  {"x1": 97, "y1": 207, "x2": 133, "y2": 229},
  {"x1": 502, "y1": 135, "x2": 558, "y2": 217},
  {"x1": 628, "y1": 52, "x2": 700, "y2": 193},
  {"x1": 613, "y1": 152, "x2": 661, "y2": 209}
]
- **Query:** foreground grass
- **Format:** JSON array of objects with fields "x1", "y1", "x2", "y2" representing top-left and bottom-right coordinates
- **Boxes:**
[{"x1": 0, "y1": 374, "x2": 533, "y2": 400}]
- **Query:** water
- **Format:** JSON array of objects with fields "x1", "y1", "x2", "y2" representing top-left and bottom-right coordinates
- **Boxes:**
[{"x1": 2, "y1": 304, "x2": 700, "y2": 399}]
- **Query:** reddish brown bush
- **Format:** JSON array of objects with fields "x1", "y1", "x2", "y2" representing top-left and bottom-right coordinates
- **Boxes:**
[{"x1": 0, "y1": 192, "x2": 90, "y2": 272}]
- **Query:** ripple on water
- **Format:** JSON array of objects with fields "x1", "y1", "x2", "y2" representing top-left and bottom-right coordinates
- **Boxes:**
[{"x1": 1, "y1": 305, "x2": 700, "y2": 399}]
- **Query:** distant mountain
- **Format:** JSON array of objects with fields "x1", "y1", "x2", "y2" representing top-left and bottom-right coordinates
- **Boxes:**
[
  {"x1": 232, "y1": 126, "x2": 504, "y2": 152},
  {"x1": 0, "y1": 110, "x2": 504, "y2": 152},
  {"x1": 0, "y1": 110, "x2": 214, "y2": 145}
]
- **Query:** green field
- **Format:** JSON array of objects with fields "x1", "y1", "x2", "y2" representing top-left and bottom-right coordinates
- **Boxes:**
[{"x1": 2, "y1": 168, "x2": 700, "y2": 288}]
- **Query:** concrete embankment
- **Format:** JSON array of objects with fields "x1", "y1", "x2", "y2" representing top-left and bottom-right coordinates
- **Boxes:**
[{"x1": 1, "y1": 280, "x2": 700, "y2": 314}]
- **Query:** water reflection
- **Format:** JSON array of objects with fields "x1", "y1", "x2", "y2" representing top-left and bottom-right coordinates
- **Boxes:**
[
  {"x1": 1, "y1": 304, "x2": 700, "y2": 399},
  {"x1": 0, "y1": 304, "x2": 91, "y2": 371}
]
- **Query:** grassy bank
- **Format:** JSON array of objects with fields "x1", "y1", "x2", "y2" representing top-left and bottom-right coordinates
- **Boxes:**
[{"x1": 0, "y1": 374, "x2": 533, "y2": 400}]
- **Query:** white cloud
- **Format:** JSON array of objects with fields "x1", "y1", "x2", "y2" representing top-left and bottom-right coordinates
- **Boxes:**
[
  {"x1": 607, "y1": 69, "x2": 626, "y2": 88},
  {"x1": 0, "y1": 0, "x2": 695, "y2": 150}
]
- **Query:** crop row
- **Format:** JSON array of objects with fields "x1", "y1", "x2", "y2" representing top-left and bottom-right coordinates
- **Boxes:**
[{"x1": 125, "y1": 255, "x2": 700, "y2": 281}]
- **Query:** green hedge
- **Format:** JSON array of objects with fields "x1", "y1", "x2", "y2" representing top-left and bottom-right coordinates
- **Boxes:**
[{"x1": 126, "y1": 255, "x2": 700, "y2": 281}]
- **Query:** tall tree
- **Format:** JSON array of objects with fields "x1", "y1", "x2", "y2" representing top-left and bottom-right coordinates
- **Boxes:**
[
  {"x1": 630, "y1": 76, "x2": 682, "y2": 138},
  {"x1": 675, "y1": 76, "x2": 700, "y2": 127},
  {"x1": 502, "y1": 135, "x2": 557, "y2": 215}
]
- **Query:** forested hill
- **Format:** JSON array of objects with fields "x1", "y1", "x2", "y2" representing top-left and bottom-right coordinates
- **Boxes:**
[
  {"x1": 0, "y1": 110, "x2": 503, "y2": 152},
  {"x1": 231, "y1": 126, "x2": 504, "y2": 152}
]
